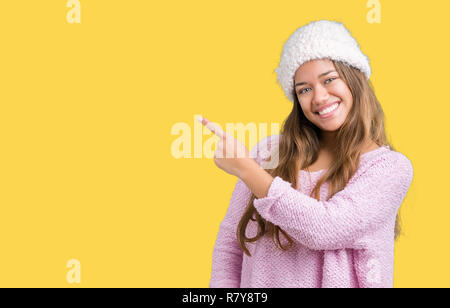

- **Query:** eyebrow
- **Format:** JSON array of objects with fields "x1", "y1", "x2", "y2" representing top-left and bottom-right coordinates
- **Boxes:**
[{"x1": 294, "y1": 70, "x2": 336, "y2": 87}]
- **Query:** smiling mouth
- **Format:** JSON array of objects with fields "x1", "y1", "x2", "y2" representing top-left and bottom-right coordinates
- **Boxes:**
[{"x1": 315, "y1": 102, "x2": 340, "y2": 115}]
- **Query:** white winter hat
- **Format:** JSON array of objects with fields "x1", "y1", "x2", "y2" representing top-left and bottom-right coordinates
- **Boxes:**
[{"x1": 274, "y1": 20, "x2": 372, "y2": 102}]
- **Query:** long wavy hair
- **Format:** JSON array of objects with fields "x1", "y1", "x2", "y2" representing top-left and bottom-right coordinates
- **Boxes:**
[{"x1": 237, "y1": 59, "x2": 402, "y2": 257}]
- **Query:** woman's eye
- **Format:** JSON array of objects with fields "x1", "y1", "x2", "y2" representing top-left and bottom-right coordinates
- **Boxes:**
[
  {"x1": 298, "y1": 78, "x2": 337, "y2": 95},
  {"x1": 299, "y1": 88, "x2": 311, "y2": 95}
]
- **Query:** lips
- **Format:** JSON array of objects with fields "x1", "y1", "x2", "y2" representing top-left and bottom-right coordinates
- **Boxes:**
[{"x1": 315, "y1": 101, "x2": 341, "y2": 114}]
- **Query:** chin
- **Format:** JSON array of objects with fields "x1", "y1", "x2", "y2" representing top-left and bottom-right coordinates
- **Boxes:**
[{"x1": 318, "y1": 120, "x2": 345, "y2": 132}]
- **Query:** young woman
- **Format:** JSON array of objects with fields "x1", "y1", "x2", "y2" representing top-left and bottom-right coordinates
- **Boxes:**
[{"x1": 202, "y1": 20, "x2": 414, "y2": 288}]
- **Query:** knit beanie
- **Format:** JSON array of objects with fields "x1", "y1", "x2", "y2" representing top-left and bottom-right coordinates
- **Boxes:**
[{"x1": 274, "y1": 20, "x2": 371, "y2": 102}]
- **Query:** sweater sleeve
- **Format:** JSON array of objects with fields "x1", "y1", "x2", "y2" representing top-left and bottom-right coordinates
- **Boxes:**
[
  {"x1": 253, "y1": 153, "x2": 414, "y2": 251},
  {"x1": 209, "y1": 178, "x2": 251, "y2": 288}
]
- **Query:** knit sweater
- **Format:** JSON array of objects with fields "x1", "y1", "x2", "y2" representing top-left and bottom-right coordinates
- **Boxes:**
[{"x1": 209, "y1": 135, "x2": 414, "y2": 288}]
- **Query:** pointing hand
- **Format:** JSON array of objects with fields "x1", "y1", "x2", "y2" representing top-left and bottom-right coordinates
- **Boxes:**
[{"x1": 197, "y1": 116, "x2": 252, "y2": 178}]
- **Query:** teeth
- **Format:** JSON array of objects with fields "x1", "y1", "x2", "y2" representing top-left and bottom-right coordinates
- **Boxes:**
[{"x1": 318, "y1": 103, "x2": 339, "y2": 115}]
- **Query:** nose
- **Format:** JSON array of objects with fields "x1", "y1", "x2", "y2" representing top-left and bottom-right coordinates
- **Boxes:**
[{"x1": 313, "y1": 83, "x2": 330, "y2": 105}]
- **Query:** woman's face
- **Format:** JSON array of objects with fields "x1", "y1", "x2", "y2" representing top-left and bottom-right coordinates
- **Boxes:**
[{"x1": 294, "y1": 59, "x2": 353, "y2": 132}]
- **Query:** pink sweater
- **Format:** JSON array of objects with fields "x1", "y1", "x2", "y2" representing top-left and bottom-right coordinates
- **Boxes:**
[{"x1": 209, "y1": 135, "x2": 414, "y2": 288}]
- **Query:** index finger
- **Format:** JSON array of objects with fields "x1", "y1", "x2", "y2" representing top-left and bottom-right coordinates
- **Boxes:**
[{"x1": 197, "y1": 116, "x2": 225, "y2": 139}]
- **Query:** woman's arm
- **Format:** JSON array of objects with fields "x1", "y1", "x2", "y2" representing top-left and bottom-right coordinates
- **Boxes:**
[
  {"x1": 209, "y1": 135, "x2": 279, "y2": 287},
  {"x1": 241, "y1": 153, "x2": 413, "y2": 251}
]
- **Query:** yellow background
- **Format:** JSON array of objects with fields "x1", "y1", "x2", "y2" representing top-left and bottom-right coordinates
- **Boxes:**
[{"x1": 0, "y1": 0, "x2": 447, "y2": 287}]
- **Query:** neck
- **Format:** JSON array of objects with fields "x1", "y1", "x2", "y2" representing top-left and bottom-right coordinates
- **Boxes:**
[
  {"x1": 319, "y1": 130, "x2": 338, "y2": 153},
  {"x1": 320, "y1": 131, "x2": 375, "y2": 154}
]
